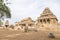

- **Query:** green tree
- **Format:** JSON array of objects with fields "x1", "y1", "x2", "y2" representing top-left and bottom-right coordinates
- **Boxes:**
[
  {"x1": 0, "y1": 0, "x2": 11, "y2": 20},
  {"x1": 0, "y1": 20, "x2": 3, "y2": 26}
]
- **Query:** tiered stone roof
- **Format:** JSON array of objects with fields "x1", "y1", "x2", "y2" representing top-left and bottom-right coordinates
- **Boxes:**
[{"x1": 38, "y1": 7, "x2": 58, "y2": 20}]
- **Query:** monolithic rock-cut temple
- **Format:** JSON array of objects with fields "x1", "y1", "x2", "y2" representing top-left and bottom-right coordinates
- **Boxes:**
[
  {"x1": 19, "y1": 17, "x2": 35, "y2": 27},
  {"x1": 36, "y1": 7, "x2": 58, "y2": 30},
  {"x1": 3, "y1": 7, "x2": 59, "y2": 31},
  {"x1": 14, "y1": 17, "x2": 35, "y2": 31},
  {"x1": 14, "y1": 22, "x2": 21, "y2": 30},
  {"x1": 4, "y1": 20, "x2": 9, "y2": 28},
  {"x1": 13, "y1": 7, "x2": 59, "y2": 31}
]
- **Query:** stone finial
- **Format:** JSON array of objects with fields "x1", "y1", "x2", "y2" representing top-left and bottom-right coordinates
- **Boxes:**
[{"x1": 43, "y1": 7, "x2": 52, "y2": 14}]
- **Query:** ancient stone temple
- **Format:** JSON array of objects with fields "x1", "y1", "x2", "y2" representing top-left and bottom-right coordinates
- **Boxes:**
[
  {"x1": 36, "y1": 7, "x2": 58, "y2": 30},
  {"x1": 14, "y1": 22, "x2": 21, "y2": 30},
  {"x1": 19, "y1": 17, "x2": 35, "y2": 31},
  {"x1": 4, "y1": 20, "x2": 9, "y2": 28},
  {"x1": 14, "y1": 17, "x2": 35, "y2": 31}
]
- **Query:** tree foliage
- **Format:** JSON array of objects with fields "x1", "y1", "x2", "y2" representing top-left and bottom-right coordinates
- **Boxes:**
[
  {"x1": 0, "y1": 0, "x2": 11, "y2": 19},
  {"x1": 0, "y1": 20, "x2": 3, "y2": 26}
]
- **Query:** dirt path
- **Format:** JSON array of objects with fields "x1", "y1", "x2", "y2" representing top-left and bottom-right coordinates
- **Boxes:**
[{"x1": 0, "y1": 30, "x2": 60, "y2": 40}]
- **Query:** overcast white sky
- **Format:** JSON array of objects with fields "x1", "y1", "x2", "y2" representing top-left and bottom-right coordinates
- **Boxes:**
[{"x1": 4, "y1": 0, "x2": 60, "y2": 24}]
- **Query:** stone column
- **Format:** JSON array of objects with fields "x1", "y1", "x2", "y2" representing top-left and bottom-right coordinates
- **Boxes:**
[
  {"x1": 46, "y1": 19, "x2": 47, "y2": 24},
  {"x1": 45, "y1": 19, "x2": 48, "y2": 27},
  {"x1": 42, "y1": 19, "x2": 43, "y2": 24},
  {"x1": 24, "y1": 24, "x2": 28, "y2": 32}
]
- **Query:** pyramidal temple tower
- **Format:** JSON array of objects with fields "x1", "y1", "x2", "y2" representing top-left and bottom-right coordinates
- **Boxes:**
[{"x1": 37, "y1": 7, "x2": 58, "y2": 30}]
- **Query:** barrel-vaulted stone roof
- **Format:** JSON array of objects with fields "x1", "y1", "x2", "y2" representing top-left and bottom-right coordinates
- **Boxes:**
[{"x1": 19, "y1": 17, "x2": 35, "y2": 24}]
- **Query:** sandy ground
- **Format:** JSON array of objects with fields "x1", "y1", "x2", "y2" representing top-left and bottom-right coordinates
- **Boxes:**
[{"x1": 0, "y1": 29, "x2": 60, "y2": 40}]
